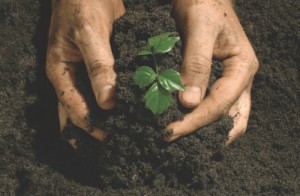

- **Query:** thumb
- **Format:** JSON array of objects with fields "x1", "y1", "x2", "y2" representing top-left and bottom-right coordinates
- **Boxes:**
[
  {"x1": 79, "y1": 32, "x2": 117, "y2": 110},
  {"x1": 178, "y1": 25, "x2": 217, "y2": 108},
  {"x1": 172, "y1": 2, "x2": 219, "y2": 108}
]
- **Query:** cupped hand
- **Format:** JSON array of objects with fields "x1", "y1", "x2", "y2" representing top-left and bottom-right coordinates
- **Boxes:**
[
  {"x1": 46, "y1": 0, "x2": 125, "y2": 149},
  {"x1": 164, "y1": 0, "x2": 259, "y2": 152}
]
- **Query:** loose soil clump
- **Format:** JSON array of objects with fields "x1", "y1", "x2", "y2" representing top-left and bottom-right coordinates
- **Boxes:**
[
  {"x1": 1, "y1": 0, "x2": 300, "y2": 195},
  {"x1": 61, "y1": 3, "x2": 233, "y2": 192}
]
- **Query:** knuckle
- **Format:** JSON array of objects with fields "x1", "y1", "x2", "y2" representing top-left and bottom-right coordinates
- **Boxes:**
[
  {"x1": 68, "y1": 16, "x2": 110, "y2": 43},
  {"x1": 65, "y1": 11, "x2": 93, "y2": 41},
  {"x1": 67, "y1": 20, "x2": 91, "y2": 42},
  {"x1": 45, "y1": 51, "x2": 61, "y2": 81},
  {"x1": 241, "y1": 51, "x2": 259, "y2": 75},
  {"x1": 252, "y1": 57, "x2": 259, "y2": 75},
  {"x1": 67, "y1": 26, "x2": 81, "y2": 42},
  {"x1": 69, "y1": 9, "x2": 87, "y2": 30},
  {"x1": 238, "y1": 55, "x2": 259, "y2": 81},
  {"x1": 183, "y1": 56, "x2": 211, "y2": 78},
  {"x1": 87, "y1": 60, "x2": 115, "y2": 80},
  {"x1": 242, "y1": 56, "x2": 259, "y2": 80},
  {"x1": 48, "y1": 34, "x2": 59, "y2": 48}
]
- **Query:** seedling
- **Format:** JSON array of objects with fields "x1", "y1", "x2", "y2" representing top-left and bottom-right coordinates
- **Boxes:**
[{"x1": 134, "y1": 32, "x2": 186, "y2": 116}]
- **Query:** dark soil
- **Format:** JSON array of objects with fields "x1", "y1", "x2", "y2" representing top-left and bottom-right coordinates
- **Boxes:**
[{"x1": 1, "y1": 0, "x2": 300, "y2": 195}]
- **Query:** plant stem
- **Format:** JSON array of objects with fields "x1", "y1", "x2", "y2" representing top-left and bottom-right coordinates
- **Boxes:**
[{"x1": 153, "y1": 54, "x2": 159, "y2": 75}]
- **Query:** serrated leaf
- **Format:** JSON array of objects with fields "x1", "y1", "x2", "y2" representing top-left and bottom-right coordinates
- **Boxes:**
[
  {"x1": 134, "y1": 66, "x2": 157, "y2": 88},
  {"x1": 137, "y1": 42, "x2": 152, "y2": 56},
  {"x1": 158, "y1": 69, "x2": 185, "y2": 92},
  {"x1": 148, "y1": 32, "x2": 175, "y2": 46},
  {"x1": 143, "y1": 83, "x2": 172, "y2": 116},
  {"x1": 153, "y1": 37, "x2": 180, "y2": 54}
]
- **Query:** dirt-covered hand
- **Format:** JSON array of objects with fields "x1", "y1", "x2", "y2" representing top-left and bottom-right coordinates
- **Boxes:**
[
  {"x1": 46, "y1": 0, "x2": 125, "y2": 148},
  {"x1": 163, "y1": 0, "x2": 259, "y2": 150}
]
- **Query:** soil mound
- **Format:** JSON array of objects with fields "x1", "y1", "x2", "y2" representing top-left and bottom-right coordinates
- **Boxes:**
[
  {"x1": 1, "y1": 0, "x2": 300, "y2": 195},
  {"x1": 61, "y1": 3, "x2": 233, "y2": 192}
]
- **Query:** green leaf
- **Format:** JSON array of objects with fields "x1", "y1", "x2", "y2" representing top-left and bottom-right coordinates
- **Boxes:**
[
  {"x1": 158, "y1": 69, "x2": 185, "y2": 92},
  {"x1": 134, "y1": 66, "x2": 157, "y2": 88},
  {"x1": 143, "y1": 83, "x2": 172, "y2": 116},
  {"x1": 148, "y1": 32, "x2": 175, "y2": 46},
  {"x1": 145, "y1": 42, "x2": 151, "y2": 52},
  {"x1": 137, "y1": 42, "x2": 152, "y2": 56},
  {"x1": 153, "y1": 37, "x2": 180, "y2": 54},
  {"x1": 138, "y1": 32, "x2": 179, "y2": 56},
  {"x1": 137, "y1": 50, "x2": 152, "y2": 56}
]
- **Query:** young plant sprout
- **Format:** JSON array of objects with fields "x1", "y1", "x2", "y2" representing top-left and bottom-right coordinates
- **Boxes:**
[{"x1": 134, "y1": 32, "x2": 186, "y2": 116}]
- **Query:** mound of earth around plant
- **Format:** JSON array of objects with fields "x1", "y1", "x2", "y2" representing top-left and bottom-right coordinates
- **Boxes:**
[
  {"x1": 61, "y1": 4, "x2": 234, "y2": 191},
  {"x1": 1, "y1": 0, "x2": 300, "y2": 195}
]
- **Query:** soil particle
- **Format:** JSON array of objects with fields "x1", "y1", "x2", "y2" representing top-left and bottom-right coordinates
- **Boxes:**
[
  {"x1": 1, "y1": 0, "x2": 300, "y2": 195},
  {"x1": 61, "y1": 3, "x2": 233, "y2": 192}
]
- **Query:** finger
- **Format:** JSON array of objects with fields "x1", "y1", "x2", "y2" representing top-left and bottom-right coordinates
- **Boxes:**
[
  {"x1": 47, "y1": 60, "x2": 109, "y2": 141},
  {"x1": 164, "y1": 78, "x2": 248, "y2": 142},
  {"x1": 207, "y1": 86, "x2": 251, "y2": 156},
  {"x1": 58, "y1": 102, "x2": 77, "y2": 149},
  {"x1": 164, "y1": 55, "x2": 258, "y2": 142},
  {"x1": 224, "y1": 84, "x2": 251, "y2": 148},
  {"x1": 76, "y1": 28, "x2": 117, "y2": 110},
  {"x1": 174, "y1": 4, "x2": 219, "y2": 108}
]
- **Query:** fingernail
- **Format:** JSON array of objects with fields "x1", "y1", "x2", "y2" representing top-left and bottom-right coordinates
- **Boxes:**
[
  {"x1": 90, "y1": 128, "x2": 109, "y2": 141},
  {"x1": 97, "y1": 85, "x2": 114, "y2": 104},
  {"x1": 168, "y1": 133, "x2": 182, "y2": 142},
  {"x1": 180, "y1": 85, "x2": 201, "y2": 106}
]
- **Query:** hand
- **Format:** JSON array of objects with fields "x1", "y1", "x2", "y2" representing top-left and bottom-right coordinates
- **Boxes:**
[
  {"x1": 164, "y1": 0, "x2": 259, "y2": 153},
  {"x1": 46, "y1": 0, "x2": 125, "y2": 149}
]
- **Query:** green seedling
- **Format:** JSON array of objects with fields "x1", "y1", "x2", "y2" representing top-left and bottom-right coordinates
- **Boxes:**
[{"x1": 134, "y1": 32, "x2": 186, "y2": 117}]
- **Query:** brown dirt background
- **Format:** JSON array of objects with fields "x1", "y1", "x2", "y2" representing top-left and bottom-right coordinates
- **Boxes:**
[{"x1": 0, "y1": 0, "x2": 300, "y2": 195}]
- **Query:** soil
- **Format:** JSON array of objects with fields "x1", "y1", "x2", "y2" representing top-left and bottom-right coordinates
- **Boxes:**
[{"x1": 1, "y1": 0, "x2": 300, "y2": 195}]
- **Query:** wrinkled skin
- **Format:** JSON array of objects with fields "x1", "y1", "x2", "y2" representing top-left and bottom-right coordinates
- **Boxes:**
[
  {"x1": 46, "y1": 0, "x2": 258, "y2": 154},
  {"x1": 46, "y1": 0, "x2": 125, "y2": 148},
  {"x1": 163, "y1": 0, "x2": 259, "y2": 155}
]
